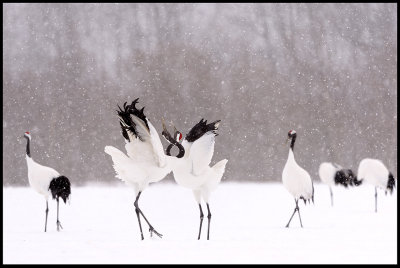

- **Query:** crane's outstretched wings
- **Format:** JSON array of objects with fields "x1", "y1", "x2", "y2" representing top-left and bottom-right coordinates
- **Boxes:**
[
  {"x1": 188, "y1": 133, "x2": 216, "y2": 176},
  {"x1": 118, "y1": 99, "x2": 166, "y2": 167}
]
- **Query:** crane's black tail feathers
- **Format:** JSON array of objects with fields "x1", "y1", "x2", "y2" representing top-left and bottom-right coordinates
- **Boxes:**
[
  {"x1": 116, "y1": 98, "x2": 149, "y2": 142},
  {"x1": 334, "y1": 169, "x2": 362, "y2": 187},
  {"x1": 386, "y1": 173, "x2": 396, "y2": 195},
  {"x1": 185, "y1": 118, "x2": 221, "y2": 143},
  {"x1": 49, "y1": 176, "x2": 71, "y2": 203},
  {"x1": 300, "y1": 181, "x2": 314, "y2": 205}
]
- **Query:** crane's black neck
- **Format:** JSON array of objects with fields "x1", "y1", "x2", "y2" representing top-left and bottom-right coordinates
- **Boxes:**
[
  {"x1": 290, "y1": 134, "x2": 296, "y2": 150},
  {"x1": 163, "y1": 131, "x2": 185, "y2": 158},
  {"x1": 166, "y1": 144, "x2": 174, "y2": 156},
  {"x1": 166, "y1": 141, "x2": 185, "y2": 158},
  {"x1": 24, "y1": 136, "x2": 31, "y2": 157}
]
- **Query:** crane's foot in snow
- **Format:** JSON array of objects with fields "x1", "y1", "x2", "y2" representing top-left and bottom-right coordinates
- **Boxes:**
[
  {"x1": 149, "y1": 227, "x2": 163, "y2": 238},
  {"x1": 56, "y1": 220, "x2": 63, "y2": 231}
]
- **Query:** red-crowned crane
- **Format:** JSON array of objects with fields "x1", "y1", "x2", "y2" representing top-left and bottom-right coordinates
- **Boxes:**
[
  {"x1": 282, "y1": 130, "x2": 314, "y2": 228},
  {"x1": 23, "y1": 131, "x2": 71, "y2": 232},
  {"x1": 161, "y1": 118, "x2": 228, "y2": 240}
]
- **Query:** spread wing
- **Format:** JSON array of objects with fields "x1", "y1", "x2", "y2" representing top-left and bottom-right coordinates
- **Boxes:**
[
  {"x1": 118, "y1": 100, "x2": 166, "y2": 167},
  {"x1": 104, "y1": 146, "x2": 145, "y2": 182},
  {"x1": 188, "y1": 132, "x2": 216, "y2": 176},
  {"x1": 147, "y1": 119, "x2": 167, "y2": 167},
  {"x1": 124, "y1": 116, "x2": 166, "y2": 167}
]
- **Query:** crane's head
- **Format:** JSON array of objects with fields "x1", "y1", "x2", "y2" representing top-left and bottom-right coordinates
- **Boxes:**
[
  {"x1": 173, "y1": 125, "x2": 183, "y2": 143},
  {"x1": 286, "y1": 130, "x2": 296, "y2": 144},
  {"x1": 23, "y1": 131, "x2": 31, "y2": 140},
  {"x1": 162, "y1": 118, "x2": 182, "y2": 144},
  {"x1": 161, "y1": 118, "x2": 185, "y2": 158},
  {"x1": 288, "y1": 130, "x2": 296, "y2": 137}
]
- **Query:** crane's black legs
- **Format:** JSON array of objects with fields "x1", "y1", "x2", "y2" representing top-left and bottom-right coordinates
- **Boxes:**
[
  {"x1": 197, "y1": 204, "x2": 204, "y2": 240},
  {"x1": 329, "y1": 187, "x2": 333, "y2": 206},
  {"x1": 44, "y1": 200, "x2": 49, "y2": 232},
  {"x1": 56, "y1": 198, "x2": 63, "y2": 231},
  {"x1": 375, "y1": 187, "x2": 378, "y2": 213},
  {"x1": 206, "y1": 203, "x2": 212, "y2": 240},
  {"x1": 197, "y1": 203, "x2": 212, "y2": 240},
  {"x1": 297, "y1": 204, "x2": 303, "y2": 227},
  {"x1": 286, "y1": 199, "x2": 302, "y2": 228},
  {"x1": 134, "y1": 191, "x2": 162, "y2": 239},
  {"x1": 134, "y1": 204, "x2": 144, "y2": 240}
]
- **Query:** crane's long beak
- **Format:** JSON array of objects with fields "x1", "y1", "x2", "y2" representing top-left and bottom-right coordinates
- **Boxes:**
[
  {"x1": 161, "y1": 117, "x2": 167, "y2": 132},
  {"x1": 161, "y1": 117, "x2": 173, "y2": 143},
  {"x1": 285, "y1": 137, "x2": 290, "y2": 145}
]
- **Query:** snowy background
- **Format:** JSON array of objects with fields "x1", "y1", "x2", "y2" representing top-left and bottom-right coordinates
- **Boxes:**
[
  {"x1": 3, "y1": 3, "x2": 397, "y2": 186},
  {"x1": 2, "y1": 3, "x2": 397, "y2": 264}
]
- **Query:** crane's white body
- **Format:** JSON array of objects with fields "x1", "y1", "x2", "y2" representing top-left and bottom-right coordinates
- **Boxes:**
[
  {"x1": 319, "y1": 162, "x2": 341, "y2": 186},
  {"x1": 105, "y1": 118, "x2": 172, "y2": 195},
  {"x1": 26, "y1": 155, "x2": 60, "y2": 199},
  {"x1": 357, "y1": 158, "x2": 390, "y2": 190},
  {"x1": 282, "y1": 149, "x2": 313, "y2": 201},
  {"x1": 24, "y1": 131, "x2": 70, "y2": 232},
  {"x1": 171, "y1": 133, "x2": 228, "y2": 203}
]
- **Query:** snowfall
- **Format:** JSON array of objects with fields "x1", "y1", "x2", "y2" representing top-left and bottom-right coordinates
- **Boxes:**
[{"x1": 3, "y1": 181, "x2": 397, "y2": 264}]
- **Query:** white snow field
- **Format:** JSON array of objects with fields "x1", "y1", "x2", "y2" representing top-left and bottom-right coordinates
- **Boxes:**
[{"x1": 3, "y1": 182, "x2": 397, "y2": 264}]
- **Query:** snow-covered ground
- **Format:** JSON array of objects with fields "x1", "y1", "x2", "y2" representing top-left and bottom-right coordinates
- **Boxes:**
[{"x1": 3, "y1": 181, "x2": 397, "y2": 264}]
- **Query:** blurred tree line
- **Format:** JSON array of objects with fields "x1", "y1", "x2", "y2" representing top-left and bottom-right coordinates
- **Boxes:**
[{"x1": 3, "y1": 3, "x2": 397, "y2": 186}]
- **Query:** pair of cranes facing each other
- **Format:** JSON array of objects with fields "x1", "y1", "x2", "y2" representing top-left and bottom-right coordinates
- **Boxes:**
[{"x1": 104, "y1": 99, "x2": 228, "y2": 240}]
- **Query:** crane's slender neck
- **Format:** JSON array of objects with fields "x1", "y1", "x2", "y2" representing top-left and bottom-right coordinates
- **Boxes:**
[
  {"x1": 290, "y1": 134, "x2": 296, "y2": 151},
  {"x1": 24, "y1": 137, "x2": 31, "y2": 157},
  {"x1": 163, "y1": 132, "x2": 185, "y2": 158},
  {"x1": 166, "y1": 144, "x2": 174, "y2": 156},
  {"x1": 168, "y1": 141, "x2": 185, "y2": 158},
  {"x1": 288, "y1": 147, "x2": 295, "y2": 162}
]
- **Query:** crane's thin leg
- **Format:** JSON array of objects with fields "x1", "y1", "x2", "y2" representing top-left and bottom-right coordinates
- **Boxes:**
[
  {"x1": 56, "y1": 198, "x2": 63, "y2": 231},
  {"x1": 134, "y1": 197, "x2": 144, "y2": 240},
  {"x1": 375, "y1": 187, "x2": 378, "y2": 213},
  {"x1": 329, "y1": 187, "x2": 333, "y2": 206},
  {"x1": 197, "y1": 204, "x2": 204, "y2": 240},
  {"x1": 134, "y1": 191, "x2": 163, "y2": 239},
  {"x1": 44, "y1": 200, "x2": 49, "y2": 232},
  {"x1": 296, "y1": 201, "x2": 303, "y2": 228},
  {"x1": 286, "y1": 199, "x2": 300, "y2": 228},
  {"x1": 206, "y1": 203, "x2": 212, "y2": 240}
]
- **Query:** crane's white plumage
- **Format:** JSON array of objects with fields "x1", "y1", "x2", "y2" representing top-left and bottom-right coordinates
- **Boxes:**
[
  {"x1": 26, "y1": 156, "x2": 60, "y2": 198},
  {"x1": 282, "y1": 149, "x2": 313, "y2": 201},
  {"x1": 162, "y1": 119, "x2": 228, "y2": 240},
  {"x1": 105, "y1": 117, "x2": 171, "y2": 195},
  {"x1": 104, "y1": 99, "x2": 177, "y2": 240},
  {"x1": 319, "y1": 162, "x2": 360, "y2": 206},
  {"x1": 24, "y1": 131, "x2": 71, "y2": 232},
  {"x1": 282, "y1": 130, "x2": 313, "y2": 228},
  {"x1": 358, "y1": 158, "x2": 391, "y2": 190},
  {"x1": 357, "y1": 158, "x2": 396, "y2": 212},
  {"x1": 319, "y1": 162, "x2": 341, "y2": 187}
]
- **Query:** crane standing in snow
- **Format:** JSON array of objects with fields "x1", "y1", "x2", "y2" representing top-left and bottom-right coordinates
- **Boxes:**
[
  {"x1": 23, "y1": 131, "x2": 71, "y2": 232},
  {"x1": 282, "y1": 130, "x2": 314, "y2": 228},
  {"x1": 357, "y1": 158, "x2": 396, "y2": 212},
  {"x1": 319, "y1": 162, "x2": 362, "y2": 206},
  {"x1": 104, "y1": 99, "x2": 183, "y2": 240},
  {"x1": 162, "y1": 118, "x2": 228, "y2": 240}
]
